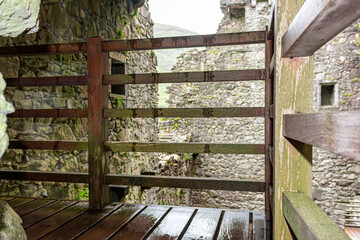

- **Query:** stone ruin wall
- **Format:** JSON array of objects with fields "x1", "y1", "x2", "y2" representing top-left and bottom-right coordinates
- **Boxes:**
[{"x1": 0, "y1": 0, "x2": 158, "y2": 203}]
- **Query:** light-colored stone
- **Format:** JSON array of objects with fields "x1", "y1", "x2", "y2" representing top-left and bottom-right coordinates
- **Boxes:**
[{"x1": 0, "y1": 199, "x2": 26, "y2": 240}]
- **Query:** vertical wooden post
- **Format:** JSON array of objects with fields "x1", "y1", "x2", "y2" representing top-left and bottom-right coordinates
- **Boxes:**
[
  {"x1": 264, "y1": 30, "x2": 273, "y2": 236},
  {"x1": 87, "y1": 37, "x2": 109, "y2": 209},
  {"x1": 273, "y1": 1, "x2": 313, "y2": 239}
]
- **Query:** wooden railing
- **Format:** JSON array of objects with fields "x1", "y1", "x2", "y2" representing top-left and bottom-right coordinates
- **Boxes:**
[{"x1": 0, "y1": 30, "x2": 274, "y2": 217}]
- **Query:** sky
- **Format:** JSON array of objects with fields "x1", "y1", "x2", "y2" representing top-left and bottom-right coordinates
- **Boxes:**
[{"x1": 148, "y1": 0, "x2": 224, "y2": 34}]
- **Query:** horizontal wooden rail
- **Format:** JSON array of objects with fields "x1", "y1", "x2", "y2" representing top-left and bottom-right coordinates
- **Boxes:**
[
  {"x1": 8, "y1": 141, "x2": 88, "y2": 151},
  {"x1": 104, "y1": 142, "x2": 265, "y2": 154},
  {"x1": 103, "y1": 70, "x2": 265, "y2": 85},
  {"x1": 0, "y1": 170, "x2": 88, "y2": 183},
  {"x1": 283, "y1": 192, "x2": 350, "y2": 240},
  {"x1": 8, "y1": 109, "x2": 88, "y2": 118},
  {"x1": 104, "y1": 174, "x2": 265, "y2": 192},
  {"x1": 104, "y1": 107, "x2": 265, "y2": 118},
  {"x1": 0, "y1": 42, "x2": 87, "y2": 57},
  {"x1": 282, "y1": 0, "x2": 360, "y2": 57},
  {"x1": 102, "y1": 31, "x2": 266, "y2": 51},
  {"x1": 283, "y1": 111, "x2": 360, "y2": 161},
  {"x1": 5, "y1": 76, "x2": 87, "y2": 87}
]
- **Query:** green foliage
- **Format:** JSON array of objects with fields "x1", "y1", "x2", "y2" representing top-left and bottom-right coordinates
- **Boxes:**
[
  {"x1": 184, "y1": 153, "x2": 190, "y2": 161},
  {"x1": 116, "y1": 97, "x2": 122, "y2": 107},
  {"x1": 78, "y1": 187, "x2": 89, "y2": 200}
]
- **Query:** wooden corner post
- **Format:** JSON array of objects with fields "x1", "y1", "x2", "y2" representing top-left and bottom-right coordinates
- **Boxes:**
[
  {"x1": 87, "y1": 37, "x2": 109, "y2": 209},
  {"x1": 274, "y1": 0, "x2": 313, "y2": 239}
]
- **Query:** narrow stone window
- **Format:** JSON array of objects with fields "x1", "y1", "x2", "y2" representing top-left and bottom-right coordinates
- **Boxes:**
[
  {"x1": 111, "y1": 62, "x2": 126, "y2": 95},
  {"x1": 320, "y1": 83, "x2": 335, "y2": 106}
]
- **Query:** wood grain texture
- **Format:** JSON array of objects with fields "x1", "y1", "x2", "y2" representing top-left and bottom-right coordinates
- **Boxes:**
[
  {"x1": 0, "y1": 170, "x2": 88, "y2": 183},
  {"x1": 104, "y1": 175, "x2": 265, "y2": 192},
  {"x1": 283, "y1": 111, "x2": 360, "y2": 161},
  {"x1": 283, "y1": 192, "x2": 350, "y2": 240},
  {"x1": 282, "y1": 0, "x2": 360, "y2": 57},
  {"x1": 104, "y1": 142, "x2": 265, "y2": 154},
  {"x1": 5, "y1": 76, "x2": 87, "y2": 86},
  {"x1": 274, "y1": 0, "x2": 314, "y2": 238},
  {"x1": 7, "y1": 198, "x2": 34, "y2": 208},
  {"x1": 104, "y1": 107, "x2": 265, "y2": 118},
  {"x1": 217, "y1": 211, "x2": 250, "y2": 240},
  {"x1": 8, "y1": 140, "x2": 88, "y2": 150},
  {"x1": 103, "y1": 69, "x2": 265, "y2": 85},
  {"x1": 0, "y1": 42, "x2": 87, "y2": 57},
  {"x1": 102, "y1": 31, "x2": 266, "y2": 51},
  {"x1": 13, "y1": 199, "x2": 55, "y2": 216},
  {"x1": 8, "y1": 109, "x2": 88, "y2": 118}
]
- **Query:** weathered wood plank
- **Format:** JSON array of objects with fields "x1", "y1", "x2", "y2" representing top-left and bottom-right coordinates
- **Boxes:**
[
  {"x1": 5, "y1": 76, "x2": 87, "y2": 86},
  {"x1": 283, "y1": 192, "x2": 350, "y2": 240},
  {"x1": 282, "y1": 0, "x2": 360, "y2": 57},
  {"x1": 253, "y1": 212, "x2": 265, "y2": 240},
  {"x1": 87, "y1": 37, "x2": 109, "y2": 209},
  {"x1": 109, "y1": 205, "x2": 170, "y2": 240},
  {"x1": 102, "y1": 31, "x2": 266, "y2": 52},
  {"x1": 0, "y1": 42, "x2": 87, "y2": 57},
  {"x1": 181, "y1": 208, "x2": 222, "y2": 240},
  {"x1": 103, "y1": 70, "x2": 265, "y2": 85},
  {"x1": 25, "y1": 202, "x2": 88, "y2": 240},
  {"x1": 283, "y1": 111, "x2": 360, "y2": 161},
  {"x1": 13, "y1": 199, "x2": 55, "y2": 216},
  {"x1": 104, "y1": 175, "x2": 266, "y2": 192},
  {"x1": 104, "y1": 107, "x2": 265, "y2": 118},
  {"x1": 8, "y1": 109, "x2": 88, "y2": 118},
  {"x1": 7, "y1": 198, "x2": 35, "y2": 208},
  {"x1": 0, "y1": 170, "x2": 88, "y2": 183},
  {"x1": 8, "y1": 140, "x2": 88, "y2": 150},
  {"x1": 217, "y1": 211, "x2": 249, "y2": 240},
  {"x1": 104, "y1": 142, "x2": 265, "y2": 154},
  {"x1": 145, "y1": 207, "x2": 195, "y2": 240},
  {"x1": 274, "y1": 0, "x2": 314, "y2": 238}
]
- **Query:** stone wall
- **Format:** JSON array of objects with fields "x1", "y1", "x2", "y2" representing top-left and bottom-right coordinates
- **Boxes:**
[
  {"x1": 312, "y1": 20, "x2": 360, "y2": 227},
  {"x1": 158, "y1": 0, "x2": 270, "y2": 210},
  {"x1": 0, "y1": 0, "x2": 158, "y2": 202}
]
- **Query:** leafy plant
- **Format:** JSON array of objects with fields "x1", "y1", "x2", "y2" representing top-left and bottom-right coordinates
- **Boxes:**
[
  {"x1": 116, "y1": 97, "x2": 122, "y2": 107},
  {"x1": 78, "y1": 187, "x2": 89, "y2": 200}
]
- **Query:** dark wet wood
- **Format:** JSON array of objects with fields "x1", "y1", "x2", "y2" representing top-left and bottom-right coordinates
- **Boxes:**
[
  {"x1": 25, "y1": 202, "x2": 88, "y2": 240},
  {"x1": 104, "y1": 142, "x2": 265, "y2": 154},
  {"x1": 0, "y1": 196, "x2": 14, "y2": 201},
  {"x1": 217, "y1": 211, "x2": 250, "y2": 240},
  {"x1": 110, "y1": 205, "x2": 170, "y2": 240},
  {"x1": 105, "y1": 174, "x2": 266, "y2": 192},
  {"x1": 87, "y1": 37, "x2": 109, "y2": 209},
  {"x1": 0, "y1": 170, "x2": 88, "y2": 183},
  {"x1": 104, "y1": 107, "x2": 265, "y2": 118},
  {"x1": 103, "y1": 69, "x2": 265, "y2": 85},
  {"x1": 253, "y1": 212, "x2": 265, "y2": 240},
  {"x1": 13, "y1": 198, "x2": 55, "y2": 216},
  {"x1": 41, "y1": 204, "x2": 119, "y2": 240},
  {"x1": 0, "y1": 42, "x2": 87, "y2": 57},
  {"x1": 182, "y1": 208, "x2": 222, "y2": 240},
  {"x1": 102, "y1": 31, "x2": 266, "y2": 52},
  {"x1": 22, "y1": 201, "x2": 76, "y2": 228},
  {"x1": 8, "y1": 140, "x2": 88, "y2": 150},
  {"x1": 7, "y1": 198, "x2": 35, "y2": 208},
  {"x1": 5, "y1": 76, "x2": 87, "y2": 86},
  {"x1": 76, "y1": 204, "x2": 145, "y2": 240},
  {"x1": 146, "y1": 207, "x2": 195, "y2": 240},
  {"x1": 8, "y1": 109, "x2": 88, "y2": 118},
  {"x1": 282, "y1": 0, "x2": 360, "y2": 57},
  {"x1": 283, "y1": 111, "x2": 360, "y2": 161}
]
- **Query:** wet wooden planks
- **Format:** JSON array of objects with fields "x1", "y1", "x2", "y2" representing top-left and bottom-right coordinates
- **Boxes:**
[{"x1": 10, "y1": 197, "x2": 265, "y2": 240}]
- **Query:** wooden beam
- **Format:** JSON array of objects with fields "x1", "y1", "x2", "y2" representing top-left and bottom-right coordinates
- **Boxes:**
[
  {"x1": 0, "y1": 170, "x2": 88, "y2": 183},
  {"x1": 5, "y1": 76, "x2": 87, "y2": 87},
  {"x1": 103, "y1": 70, "x2": 265, "y2": 85},
  {"x1": 8, "y1": 141, "x2": 88, "y2": 150},
  {"x1": 283, "y1": 111, "x2": 360, "y2": 161},
  {"x1": 104, "y1": 107, "x2": 265, "y2": 118},
  {"x1": 282, "y1": 0, "x2": 360, "y2": 57},
  {"x1": 104, "y1": 142, "x2": 265, "y2": 154},
  {"x1": 102, "y1": 31, "x2": 266, "y2": 51},
  {"x1": 87, "y1": 37, "x2": 109, "y2": 209},
  {"x1": 0, "y1": 42, "x2": 87, "y2": 57},
  {"x1": 104, "y1": 174, "x2": 265, "y2": 192},
  {"x1": 283, "y1": 192, "x2": 350, "y2": 240},
  {"x1": 8, "y1": 109, "x2": 87, "y2": 118}
]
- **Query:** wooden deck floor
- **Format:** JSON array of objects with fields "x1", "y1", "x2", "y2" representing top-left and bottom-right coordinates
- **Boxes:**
[{"x1": 1, "y1": 196, "x2": 265, "y2": 240}]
